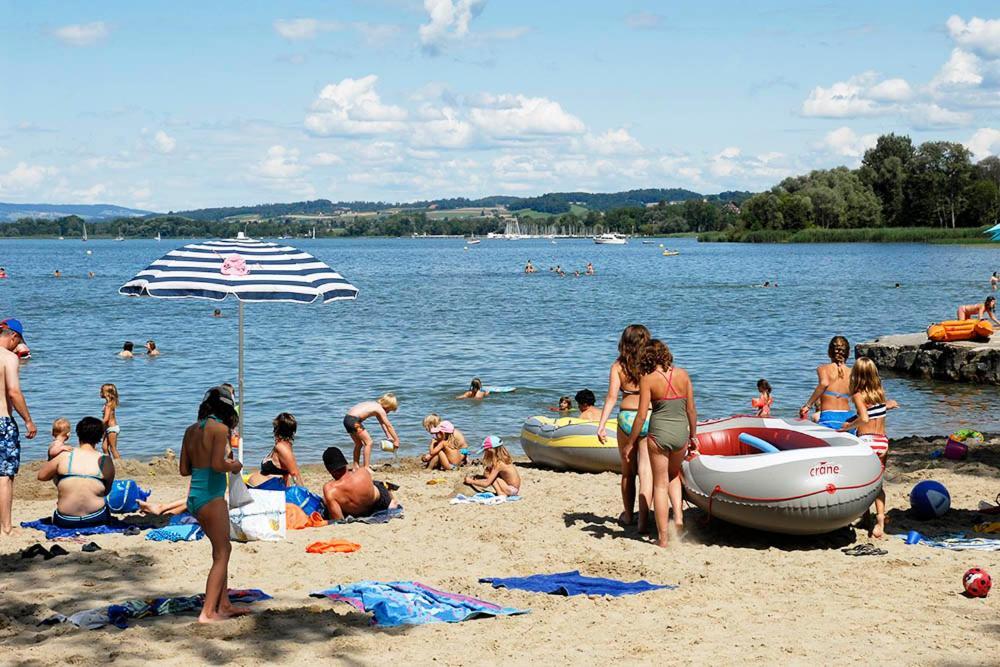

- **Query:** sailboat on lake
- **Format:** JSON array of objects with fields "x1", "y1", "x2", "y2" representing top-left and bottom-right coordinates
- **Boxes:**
[{"x1": 82, "y1": 222, "x2": 88, "y2": 242}]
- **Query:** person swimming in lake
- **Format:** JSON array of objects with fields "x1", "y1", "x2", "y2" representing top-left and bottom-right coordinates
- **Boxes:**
[
  {"x1": 456, "y1": 378, "x2": 488, "y2": 400},
  {"x1": 53, "y1": 270, "x2": 61, "y2": 278},
  {"x1": 991, "y1": 272, "x2": 998, "y2": 291},
  {"x1": 957, "y1": 296, "x2": 1000, "y2": 326},
  {"x1": 213, "y1": 308, "x2": 222, "y2": 318},
  {"x1": 145, "y1": 340, "x2": 160, "y2": 357},
  {"x1": 464, "y1": 436, "x2": 521, "y2": 497},
  {"x1": 0, "y1": 268, "x2": 7, "y2": 279},
  {"x1": 575, "y1": 389, "x2": 601, "y2": 420},
  {"x1": 524, "y1": 260, "x2": 536, "y2": 274},
  {"x1": 752, "y1": 379, "x2": 773, "y2": 417},
  {"x1": 548, "y1": 396, "x2": 572, "y2": 413},
  {"x1": 119, "y1": 341, "x2": 134, "y2": 359},
  {"x1": 100, "y1": 383, "x2": 122, "y2": 460},
  {"x1": 586, "y1": 262, "x2": 595, "y2": 276},
  {"x1": 800, "y1": 336, "x2": 854, "y2": 430},
  {"x1": 344, "y1": 393, "x2": 400, "y2": 469}
]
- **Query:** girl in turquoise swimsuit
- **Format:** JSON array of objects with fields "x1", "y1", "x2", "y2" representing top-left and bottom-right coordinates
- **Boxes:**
[
  {"x1": 180, "y1": 386, "x2": 248, "y2": 624},
  {"x1": 597, "y1": 324, "x2": 653, "y2": 531}
]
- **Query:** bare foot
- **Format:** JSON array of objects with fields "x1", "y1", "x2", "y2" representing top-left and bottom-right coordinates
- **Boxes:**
[
  {"x1": 872, "y1": 515, "x2": 885, "y2": 539},
  {"x1": 198, "y1": 612, "x2": 231, "y2": 624},
  {"x1": 219, "y1": 604, "x2": 253, "y2": 618},
  {"x1": 655, "y1": 537, "x2": 669, "y2": 548},
  {"x1": 617, "y1": 511, "x2": 634, "y2": 527}
]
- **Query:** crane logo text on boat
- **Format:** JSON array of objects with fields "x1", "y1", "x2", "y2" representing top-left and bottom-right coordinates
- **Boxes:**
[{"x1": 809, "y1": 461, "x2": 841, "y2": 477}]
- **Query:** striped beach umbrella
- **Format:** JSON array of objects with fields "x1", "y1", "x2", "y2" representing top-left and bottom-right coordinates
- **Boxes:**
[{"x1": 119, "y1": 233, "x2": 358, "y2": 457}]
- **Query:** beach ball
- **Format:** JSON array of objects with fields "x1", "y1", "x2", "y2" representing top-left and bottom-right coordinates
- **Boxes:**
[
  {"x1": 963, "y1": 568, "x2": 992, "y2": 598},
  {"x1": 909, "y1": 480, "x2": 950, "y2": 519}
]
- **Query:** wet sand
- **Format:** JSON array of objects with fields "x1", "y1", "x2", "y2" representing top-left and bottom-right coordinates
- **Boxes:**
[{"x1": 1, "y1": 435, "x2": 998, "y2": 666}]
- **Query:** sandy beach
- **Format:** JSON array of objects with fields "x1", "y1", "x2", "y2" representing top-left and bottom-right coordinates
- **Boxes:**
[{"x1": 1, "y1": 435, "x2": 998, "y2": 666}]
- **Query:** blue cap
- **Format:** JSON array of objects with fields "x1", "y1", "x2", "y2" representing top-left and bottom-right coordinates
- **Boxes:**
[{"x1": 0, "y1": 318, "x2": 25, "y2": 341}]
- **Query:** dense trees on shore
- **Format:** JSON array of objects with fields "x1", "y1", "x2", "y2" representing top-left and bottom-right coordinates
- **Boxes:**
[{"x1": 730, "y1": 134, "x2": 999, "y2": 239}]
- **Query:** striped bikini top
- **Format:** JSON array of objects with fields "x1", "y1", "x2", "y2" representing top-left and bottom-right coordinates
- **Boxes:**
[{"x1": 866, "y1": 403, "x2": 887, "y2": 420}]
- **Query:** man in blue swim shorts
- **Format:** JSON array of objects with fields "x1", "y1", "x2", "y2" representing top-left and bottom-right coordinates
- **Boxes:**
[{"x1": 0, "y1": 319, "x2": 37, "y2": 536}]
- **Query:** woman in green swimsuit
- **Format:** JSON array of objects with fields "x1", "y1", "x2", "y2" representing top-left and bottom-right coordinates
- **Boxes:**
[
  {"x1": 179, "y1": 386, "x2": 248, "y2": 623},
  {"x1": 628, "y1": 339, "x2": 698, "y2": 548},
  {"x1": 597, "y1": 324, "x2": 653, "y2": 531}
]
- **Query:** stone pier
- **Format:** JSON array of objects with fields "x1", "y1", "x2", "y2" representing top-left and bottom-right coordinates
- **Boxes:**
[{"x1": 856, "y1": 333, "x2": 1000, "y2": 385}]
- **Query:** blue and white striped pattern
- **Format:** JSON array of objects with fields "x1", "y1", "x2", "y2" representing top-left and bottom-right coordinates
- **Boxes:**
[{"x1": 119, "y1": 238, "x2": 359, "y2": 303}]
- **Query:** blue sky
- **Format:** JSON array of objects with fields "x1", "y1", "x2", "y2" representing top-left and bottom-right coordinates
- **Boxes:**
[{"x1": 1, "y1": 1, "x2": 999, "y2": 210}]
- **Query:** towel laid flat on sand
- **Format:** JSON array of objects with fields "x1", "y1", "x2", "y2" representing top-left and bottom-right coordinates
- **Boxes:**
[
  {"x1": 21, "y1": 517, "x2": 137, "y2": 539},
  {"x1": 42, "y1": 589, "x2": 272, "y2": 630},
  {"x1": 479, "y1": 570, "x2": 676, "y2": 597},
  {"x1": 900, "y1": 533, "x2": 1000, "y2": 551},
  {"x1": 146, "y1": 524, "x2": 204, "y2": 542},
  {"x1": 331, "y1": 506, "x2": 404, "y2": 525},
  {"x1": 310, "y1": 581, "x2": 527, "y2": 627},
  {"x1": 450, "y1": 493, "x2": 521, "y2": 506},
  {"x1": 306, "y1": 540, "x2": 361, "y2": 554}
]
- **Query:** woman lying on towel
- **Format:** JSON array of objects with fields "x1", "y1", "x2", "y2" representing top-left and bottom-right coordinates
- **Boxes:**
[{"x1": 37, "y1": 417, "x2": 116, "y2": 528}]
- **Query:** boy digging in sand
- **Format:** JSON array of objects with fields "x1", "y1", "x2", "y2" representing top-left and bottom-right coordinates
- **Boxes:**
[{"x1": 344, "y1": 393, "x2": 400, "y2": 469}]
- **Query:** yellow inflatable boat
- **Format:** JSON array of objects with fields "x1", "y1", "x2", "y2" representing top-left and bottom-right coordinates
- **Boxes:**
[{"x1": 520, "y1": 416, "x2": 621, "y2": 473}]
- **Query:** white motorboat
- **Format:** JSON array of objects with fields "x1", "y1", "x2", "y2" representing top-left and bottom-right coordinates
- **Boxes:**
[{"x1": 593, "y1": 233, "x2": 627, "y2": 245}]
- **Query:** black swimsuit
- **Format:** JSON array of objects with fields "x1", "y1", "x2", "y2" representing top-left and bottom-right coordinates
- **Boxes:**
[
  {"x1": 371, "y1": 481, "x2": 392, "y2": 513},
  {"x1": 260, "y1": 456, "x2": 289, "y2": 477},
  {"x1": 343, "y1": 415, "x2": 364, "y2": 434}
]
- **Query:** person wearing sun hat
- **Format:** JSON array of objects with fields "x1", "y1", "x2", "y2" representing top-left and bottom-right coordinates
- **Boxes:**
[
  {"x1": 464, "y1": 435, "x2": 521, "y2": 497},
  {"x1": 0, "y1": 318, "x2": 37, "y2": 536},
  {"x1": 422, "y1": 420, "x2": 466, "y2": 470}
]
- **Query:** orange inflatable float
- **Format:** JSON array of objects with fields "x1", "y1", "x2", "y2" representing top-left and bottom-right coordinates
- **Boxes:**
[{"x1": 927, "y1": 319, "x2": 993, "y2": 342}]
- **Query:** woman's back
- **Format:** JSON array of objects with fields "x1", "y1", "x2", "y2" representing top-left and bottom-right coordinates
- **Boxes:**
[
  {"x1": 818, "y1": 363, "x2": 851, "y2": 409},
  {"x1": 184, "y1": 419, "x2": 227, "y2": 468},
  {"x1": 55, "y1": 447, "x2": 110, "y2": 514}
]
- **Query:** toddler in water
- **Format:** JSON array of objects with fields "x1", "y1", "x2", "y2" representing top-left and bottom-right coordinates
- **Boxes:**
[
  {"x1": 464, "y1": 436, "x2": 521, "y2": 497},
  {"x1": 47, "y1": 418, "x2": 72, "y2": 460},
  {"x1": 752, "y1": 379, "x2": 773, "y2": 417},
  {"x1": 548, "y1": 396, "x2": 572, "y2": 413},
  {"x1": 101, "y1": 383, "x2": 122, "y2": 459}
]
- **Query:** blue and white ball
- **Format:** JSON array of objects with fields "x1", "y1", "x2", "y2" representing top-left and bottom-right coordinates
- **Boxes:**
[{"x1": 909, "y1": 480, "x2": 950, "y2": 519}]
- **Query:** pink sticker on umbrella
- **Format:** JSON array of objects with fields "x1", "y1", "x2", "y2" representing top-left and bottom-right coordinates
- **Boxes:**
[{"x1": 221, "y1": 254, "x2": 249, "y2": 276}]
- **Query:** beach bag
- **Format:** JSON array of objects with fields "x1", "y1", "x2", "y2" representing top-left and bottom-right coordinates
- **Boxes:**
[
  {"x1": 285, "y1": 485, "x2": 326, "y2": 518},
  {"x1": 105, "y1": 479, "x2": 151, "y2": 514},
  {"x1": 228, "y1": 472, "x2": 254, "y2": 509},
  {"x1": 229, "y1": 488, "x2": 286, "y2": 542}
]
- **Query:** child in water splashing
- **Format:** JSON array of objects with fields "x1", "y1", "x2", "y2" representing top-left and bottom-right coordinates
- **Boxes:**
[{"x1": 752, "y1": 379, "x2": 773, "y2": 417}]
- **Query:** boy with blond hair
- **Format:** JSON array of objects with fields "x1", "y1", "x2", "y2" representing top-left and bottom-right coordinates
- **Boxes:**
[{"x1": 344, "y1": 393, "x2": 400, "y2": 470}]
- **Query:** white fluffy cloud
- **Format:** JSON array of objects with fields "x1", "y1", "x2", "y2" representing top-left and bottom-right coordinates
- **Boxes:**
[
  {"x1": 931, "y1": 49, "x2": 983, "y2": 89},
  {"x1": 273, "y1": 18, "x2": 339, "y2": 41},
  {"x1": 153, "y1": 130, "x2": 176, "y2": 154},
  {"x1": 0, "y1": 162, "x2": 59, "y2": 194},
  {"x1": 867, "y1": 78, "x2": 913, "y2": 102},
  {"x1": 305, "y1": 75, "x2": 408, "y2": 136},
  {"x1": 801, "y1": 73, "x2": 886, "y2": 117},
  {"x1": 419, "y1": 0, "x2": 485, "y2": 54},
  {"x1": 468, "y1": 94, "x2": 585, "y2": 138},
  {"x1": 255, "y1": 145, "x2": 308, "y2": 180},
  {"x1": 311, "y1": 152, "x2": 344, "y2": 166},
  {"x1": 946, "y1": 15, "x2": 1000, "y2": 59},
  {"x1": 967, "y1": 128, "x2": 1000, "y2": 159},
  {"x1": 820, "y1": 127, "x2": 878, "y2": 158},
  {"x1": 73, "y1": 183, "x2": 108, "y2": 203},
  {"x1": 53, "y1": 22, "x2": 109, "y2": 47},
  {"x1": 909, "y1": 103, "x2": 973, "y2": 129},
  {"x1": 580, "y1": 128, "x2": 643, "y2": 156}
]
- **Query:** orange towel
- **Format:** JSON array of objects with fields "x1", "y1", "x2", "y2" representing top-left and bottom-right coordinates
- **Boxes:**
[
  {"x1": 286, "y1": 504, "x2": 328, "y2": 530},
  {"x1": 306, "y1": 540, "x2": 361, "y2": 554}
]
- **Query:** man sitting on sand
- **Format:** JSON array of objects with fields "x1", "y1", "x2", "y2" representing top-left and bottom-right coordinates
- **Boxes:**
[{"x1": 321, "y1": 446, "x2": 397, "y2": 520}]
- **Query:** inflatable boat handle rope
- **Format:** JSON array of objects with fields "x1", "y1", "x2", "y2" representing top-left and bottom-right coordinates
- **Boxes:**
[{"x1": 702, "y1": 465, "x2": 885, "y2": 522}]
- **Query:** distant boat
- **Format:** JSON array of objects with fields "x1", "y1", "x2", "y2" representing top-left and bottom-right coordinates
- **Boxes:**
[
  {"x1": 593, "y1": 233, "x2": 627, "y2": 245},
  {"x1": 81, "y1": 222, "x2": 88, "y2": 242},
  {"x1": 467, "y1": 239, "x2": 481, "y2": 245},
  {"x1": 155, "y1": 231, "x2": 161, "y2": 242},
  {"x1": 58, "y1": 236, "x2": 64, "y2": 240},
  {"x1": 642, "y1": 240, "x2": 655, "y2": 245},
  {"x1": 663, "y1": 250, "x2": 680, "y2": 256},
  {"x1": 311, "y1": 227, "x2": 316, "y2": 239}
]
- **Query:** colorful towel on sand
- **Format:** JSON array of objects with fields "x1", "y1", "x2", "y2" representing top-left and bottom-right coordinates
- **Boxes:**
[
  {"x1": 42, "y1": 589, "x2": 271, "y2": 630},
  {"x1": 479, "y1": 570, "x2": 676, "y2": 597},
  {"x1": 20, "y1": 517, "x2": 137, "y2": 539},
  {"x1": 900, "y1": 533, "x2": 1000, "y2": 551},
  {"x1": 450, "y1": 492, "x2": 521, "y2": 505},
  {"x1": 331, "y1": 506, "x2": 404, "y2": 525},
  {"x1": 310, "y1": 581, "x2": 527, "y2": 627},
  {"x1": 306, "y1": 540, "x2": 361, "y2": 554},
  {"x1": 146, "y1": 524, "x2": 204, "y2": 542}
]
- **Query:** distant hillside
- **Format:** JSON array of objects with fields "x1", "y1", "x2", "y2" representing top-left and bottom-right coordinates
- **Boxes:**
[
  {"x1": 0, "y1": 202, "x2": 156, "y2": 221},
  {"x1": 171, "y1": 189, "x2": 754, "y2": 220}
]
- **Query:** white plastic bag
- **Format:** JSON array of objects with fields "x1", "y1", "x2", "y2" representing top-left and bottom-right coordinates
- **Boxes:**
[
  {"x1": 228, "y1": 472, "x2": 254, "y2": 509},
  {"x1": 229, "y1": 488, "x2": 286, "y2": 542}
]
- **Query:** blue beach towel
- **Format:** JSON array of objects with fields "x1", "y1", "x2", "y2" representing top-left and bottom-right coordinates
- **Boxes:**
[
  {"x1": 480, "y1": 570, "x2": 676, "y2": 597},
  {"x1": 450, "y1": 492, "x2": 521, "y2": 505},
  {"x1": 898, "y1": 533, "x2": 1000, "y2": 551},
  {"x1": 21, "y1": 517, "x2": 138, "y2": 539},
  {"x1": 310, "y1": 581, "x2": 527, "y2": 627},
  {"x1": 332, "y1": 506, "x2": 404, "y2": 525},
  {"x1": 146, "y1": 524, "x2": 203, "y2": 542}
]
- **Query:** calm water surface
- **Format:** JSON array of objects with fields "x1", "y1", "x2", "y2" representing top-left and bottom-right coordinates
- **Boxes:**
[{"x1": 1, "y1": 237, "x2": 998, "y2": 463}]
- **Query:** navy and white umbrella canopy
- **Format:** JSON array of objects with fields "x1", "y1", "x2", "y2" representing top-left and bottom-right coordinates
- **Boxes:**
[
  {"x1": 119, "y1": 236, "x2": 358, "y2": 303},
  {"x1": 120, "y1": 235, "x2": 358, "y2": 457}
]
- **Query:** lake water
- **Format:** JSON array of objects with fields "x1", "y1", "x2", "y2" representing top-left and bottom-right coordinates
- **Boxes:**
[{"x1": 1, "y1": 237, "x2": 998, "y2": 464}]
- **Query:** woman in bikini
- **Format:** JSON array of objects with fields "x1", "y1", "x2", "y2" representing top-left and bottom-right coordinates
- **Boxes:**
[
  {"x1": 957, "y1": 296, "x2": 1000, "y2": 325},
  {"x1": 799, "y1": 336, "x2": 854, "y2": 430},
  {"x1": 37, "y1": 417, "x2": 116, "y2": 528},
  {"x1": 597, "y1": 324, "x2": 653, "y2": 530},
  {"x1": 837, "y1": 357, "x2": 898, "y2": 539},
  {"x1": 180, "y1": 386, "x2": 248, "y2": 623},
  {"x1": 247, "y1": 412, "x2": 303, "y2": 488},
  {"x1": 627, "y1": 339, "x2": 697, "y2": 548}
]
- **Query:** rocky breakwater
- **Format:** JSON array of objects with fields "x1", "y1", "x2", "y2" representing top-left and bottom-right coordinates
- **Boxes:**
[{"x1": 856, "y1": 333, "x2": 1000, "y2": 385}]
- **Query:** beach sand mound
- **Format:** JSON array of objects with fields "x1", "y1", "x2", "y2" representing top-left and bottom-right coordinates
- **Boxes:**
[{"x1": 2, "y1": 437, "x2": 998, "y2": 665}]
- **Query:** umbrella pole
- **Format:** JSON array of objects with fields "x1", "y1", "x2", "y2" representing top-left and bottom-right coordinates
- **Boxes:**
[{"x1": 238, "y1": 300, "x2": 245, "y2": 463}]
